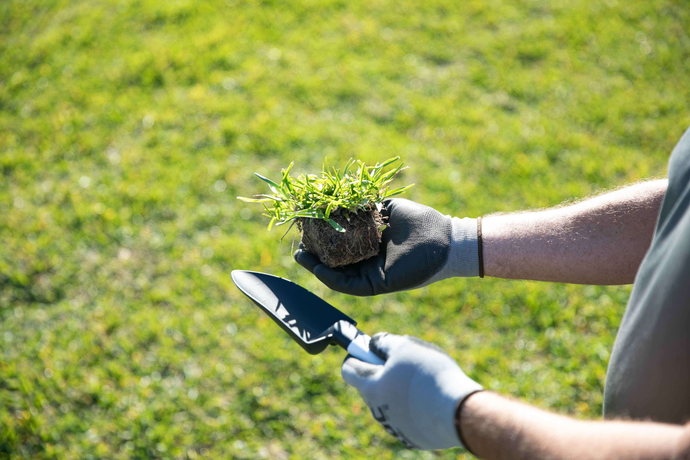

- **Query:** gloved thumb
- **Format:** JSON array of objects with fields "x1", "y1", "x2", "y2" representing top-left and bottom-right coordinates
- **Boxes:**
[
  {"x1": 342, "y1": 355, "x2": 382, "y2": 388},
  {"x1": 294, "y1": 247, "x2": 321, "y2": 273}
]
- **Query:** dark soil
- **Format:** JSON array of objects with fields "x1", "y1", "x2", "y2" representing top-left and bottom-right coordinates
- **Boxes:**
[{"x1": 299, "y1": 205, "x2": 384, "y2": 268}]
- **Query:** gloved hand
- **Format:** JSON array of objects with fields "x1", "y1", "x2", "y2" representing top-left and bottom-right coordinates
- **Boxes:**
[
  {"x1": 342, "y1": 333, "x2": 483, "y2": 450},
  {"x1": 294, "y1": 198, "x2": 480, "y2": 296}
]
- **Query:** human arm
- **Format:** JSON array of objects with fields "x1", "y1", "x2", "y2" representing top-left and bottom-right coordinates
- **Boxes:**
[
  {"x1": 483, "y1": 179, "x2": 667, "y2": 284},
  {"x1": 295, "y1": 180, "x2": 667, "y2": 294},
  {"x1": 343, "y1": 333, "x2": 690, "y2": 458},
  {"x1": 460, "y1": 391, "x2": 690, "y2": 460}
]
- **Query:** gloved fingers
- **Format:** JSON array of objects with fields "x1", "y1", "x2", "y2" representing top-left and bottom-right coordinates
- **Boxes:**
[
  {"x1": 381, "y1": 197, "x2": 416, "y2": 218},
  {"x1": 313, "y1": 264, "x2": 375, "y2": 296},
  {"x1": 342, "y1": 355, "x2": 382, "y2": 388},
  {"x1": 293, "y1": 248, "x2": 321, "y2": 273},
  {"x1": 380, "y1": 198, "x2": 396, "y2": 218},
  {"x1": 369, "y1": 332, "x2": 407, "y2": 361}
]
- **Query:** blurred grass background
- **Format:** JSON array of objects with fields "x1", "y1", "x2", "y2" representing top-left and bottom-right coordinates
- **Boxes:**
[{"x1": 1, "y1": 0, "x2": 689, "y2": 458}]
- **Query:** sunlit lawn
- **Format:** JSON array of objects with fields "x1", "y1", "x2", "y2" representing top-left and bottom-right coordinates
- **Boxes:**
[{"x1": 1, "y1": 0, "x2": 689, "y2": 458}]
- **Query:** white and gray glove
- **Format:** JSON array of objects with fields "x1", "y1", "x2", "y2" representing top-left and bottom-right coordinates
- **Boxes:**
[
  {"x1": 295, "y1": 198, "x2": 481, "y2": 296},
  {"x1": 342, "y1": 333, "x2": 483, "y2": 450}
]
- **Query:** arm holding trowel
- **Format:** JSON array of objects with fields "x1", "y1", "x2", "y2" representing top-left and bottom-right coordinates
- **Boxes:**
[
  {"x1": 344, "y1": 332, "x2": 690, "y2": 459},
  {"x1": 294, "y1": 180, "x2": 667, "y2": 294}
]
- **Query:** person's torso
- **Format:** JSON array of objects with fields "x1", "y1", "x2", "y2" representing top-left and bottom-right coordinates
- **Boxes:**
[{"x1": 604, "y1": 126, "x2": 690, "y2": 424}]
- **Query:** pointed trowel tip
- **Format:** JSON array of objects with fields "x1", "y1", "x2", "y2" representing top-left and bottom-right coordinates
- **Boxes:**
[
  {"x1": 231, "y1": 270, "x2": 257, "y2": 293},
  {"x1": 231, "y1": 269, "x2": 249, "y2": 283}
]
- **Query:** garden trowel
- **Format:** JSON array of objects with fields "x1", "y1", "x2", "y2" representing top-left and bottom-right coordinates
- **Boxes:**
[{"x1": 231, "y1": 270, "x2": 384, "y2": 365}]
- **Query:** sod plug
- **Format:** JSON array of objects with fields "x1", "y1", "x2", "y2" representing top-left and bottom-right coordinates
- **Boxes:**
[{"x1": 238, "y1": 157, "x2": 414, "y2": 267}]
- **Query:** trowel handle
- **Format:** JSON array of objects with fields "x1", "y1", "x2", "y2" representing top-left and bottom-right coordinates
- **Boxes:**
[
  {"x1": 345, "y1": 332, "x2": 385, "y2": 365},
  {"x1": 329, "y1": 320, "x2": 386, "y2": 365}
]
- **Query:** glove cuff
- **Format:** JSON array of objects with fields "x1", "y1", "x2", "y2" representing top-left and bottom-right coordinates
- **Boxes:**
[
  {"x1": 425, "y1": 217, "x2": 478, "y2": 284},
  {"x1": 409, "y1": 364, "x2": 483, "y2": 449},
  {"x1": 412, "y1": 216, "x2": 480, "y2": 288},
  {"x1": 446, "y1": 217, "x2": 480, "y2": 277},
  {"x1": 437, "y1": 369, "x2": 483, "y2": 450},
  {"x1": 454, "y1": 389, "x2": 484, "y2": 454}
]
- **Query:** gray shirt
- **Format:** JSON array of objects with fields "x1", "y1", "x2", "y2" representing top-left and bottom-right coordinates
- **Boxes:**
[{"x1": 604, "y1": 127, "x2": 690, "y2": 424}]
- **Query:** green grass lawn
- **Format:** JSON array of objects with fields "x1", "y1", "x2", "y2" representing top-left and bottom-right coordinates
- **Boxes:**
[{"x1": 1, "y1": 0, "x2": 689, "y2": 458}]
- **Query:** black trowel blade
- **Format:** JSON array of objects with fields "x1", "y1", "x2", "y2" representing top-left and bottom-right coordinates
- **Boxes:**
[{"x1": 231, "y1": 270, "x2": 357, "y2": 354}]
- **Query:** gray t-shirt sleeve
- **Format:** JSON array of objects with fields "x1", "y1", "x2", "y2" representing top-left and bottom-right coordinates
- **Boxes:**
[{"x1": 604, "y1": 126, "x2": 690, "y2": 424}]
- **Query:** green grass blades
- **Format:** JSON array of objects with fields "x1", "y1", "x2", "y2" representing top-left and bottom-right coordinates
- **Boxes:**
[{"x1": 238, "y1": 158, "x2": 413, "y2": 232}]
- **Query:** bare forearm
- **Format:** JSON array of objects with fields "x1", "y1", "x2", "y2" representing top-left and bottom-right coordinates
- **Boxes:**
[
  {"x1": 483, "y1": 180, "x2": 667, "y2": 284},
  {"x1": 460, "y1": 391, "x2": 688, "y2": 460}
]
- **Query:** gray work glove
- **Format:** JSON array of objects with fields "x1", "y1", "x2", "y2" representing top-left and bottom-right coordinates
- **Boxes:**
[
  {"x1": 342, "y1": 333, "x2": 483, "y2": 450},
  {"x1": 294, "y1": 198, "x2": 480, "y2": 296}
]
